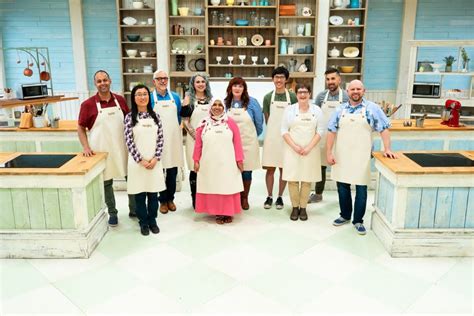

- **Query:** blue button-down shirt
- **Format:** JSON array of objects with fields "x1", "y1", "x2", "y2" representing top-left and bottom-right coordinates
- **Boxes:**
[
  {"x1": 230, "y1": 96, "x2": 264, "y2": 136},
  {"x1": 151, "y1": 90, "x2": 182, "y2": 124},
  {"x1": 327, "y1": 98, "x2": 390, "y2": 133}
]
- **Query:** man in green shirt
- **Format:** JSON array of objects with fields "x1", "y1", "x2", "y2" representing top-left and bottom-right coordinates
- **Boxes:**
[{"x1": 261, "y1": 67, "x2": 298, "y2": 210}]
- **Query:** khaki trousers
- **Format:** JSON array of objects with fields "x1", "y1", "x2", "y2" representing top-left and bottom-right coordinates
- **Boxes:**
[{"x1": 288, "y1": 181, "x2": 311, "y2": 208}]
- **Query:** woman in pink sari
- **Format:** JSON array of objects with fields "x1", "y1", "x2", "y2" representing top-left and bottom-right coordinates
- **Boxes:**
[{"x1": 193, "y1": 98, "x2": 244, "y2": 224}]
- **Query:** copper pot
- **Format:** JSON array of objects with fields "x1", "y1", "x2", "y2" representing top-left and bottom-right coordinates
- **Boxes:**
[{"x1": 23, "y1": 59, "x2": 33, "y2": 77}]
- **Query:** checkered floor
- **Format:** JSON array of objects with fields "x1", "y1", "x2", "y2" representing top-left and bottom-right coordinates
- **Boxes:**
[{"x1": 1, "y1": 169, "x2": 472, "y2": 315}]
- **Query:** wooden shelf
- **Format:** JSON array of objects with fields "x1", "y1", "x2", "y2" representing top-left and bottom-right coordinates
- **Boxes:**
[
  {"x1": 169, "y1": 35, "x2": 205, "y2": 37},
  {"x1": 0, "y1": 96, "x2": 78, "y2": 109},
  {"x1": 208, "y1": 26, "x2": 276, "y2": 29},
  {"x1": 289, "y1": 72, "x2": 315, "y2": 78},
  {"x1": 279, "y1": 16, "x2": 315, "y2": 19},
  {"x1": 277, "y1": 35, "x2": 315, "y2": 38},
  {"x1": 328, "y1": 41, "x2": 363, "y2": 44},
  {"x1": 329, "y1": 25, "x2": 365, "y2": 28},
  {"x1": 209, "y1": 45, "x2": 275, "y2": 48},
  {"x1": 208, "y1": 5, "x2": 277, "y2": 9},
  {"x1": 169, "y1": 71, "x2": 195, "y2": 77},
  {"x1": 340, "y1": 72, "x2": 361, "y2": 75},
  {"x1": 121, "y1": 41, "x2": 156, "y2": 44},
  {"x1": 278, "y1": 54, "x2": 314, "y2": 57},
  {"x1": 122, "y1": 57, "x2": 157, "y2": 60},
  {"x1": 123, "y1": 73, "x2": 154, "y2": 75},
  {"x1": 328, "y1": 57, "x2": 363, "y2": 60},
  {"x1": 414, "y1": 72, "x2": 474, "y2": 76},
  {"x1": 330, "y1": 8, "x2": 366, "y2": 11},
  {"x1": 119, "y1": 8, "x2": 154, "y2": 11},
  {"x1": 120, "y1": 25, "x2": 155, "y2": 28},
  {"x1": 208, "y1": 64, "x2": 276, "y2": 67},
  {"x1": 170, "y1": 53, "x2": 205, "y2": 56},
  {"x1": 169, "y1": 16, "x2": 205, "y2": 19}
]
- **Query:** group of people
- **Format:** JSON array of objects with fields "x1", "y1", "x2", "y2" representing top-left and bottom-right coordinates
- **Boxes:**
[{"x1": 77, "y1": 67, "x2": 397, "y2": 236}]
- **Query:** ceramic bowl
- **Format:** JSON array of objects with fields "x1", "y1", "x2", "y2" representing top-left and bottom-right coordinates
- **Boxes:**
[
  {"x1": 126, "y1": 34, "x2": 140, "y2": 42},
  {"x1": 339, "y1": 66, "x2": 355, "y2": 73},
  {"x1": 132, "y1": 1, "x2": 144, "y2": 9},
  {"x1": 235, "y1": 19, "x2": 249, "y2": 26},
  {"x1": 126, "y1": 49, "x2": 138, "y2": 57},
  {"x1": 281, "y1": 28, "x2": 290, "y2": 35},
  {"x1": 140, "y1": 51, "x2": 148, "y2": 58},
  {"x1": 142, "y1": 36, "x2": 155, "y2": 42}
]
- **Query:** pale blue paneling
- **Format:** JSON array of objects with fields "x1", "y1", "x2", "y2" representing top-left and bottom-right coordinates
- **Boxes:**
[
  {"x1": 390, "y1": 140, "x2": 444, "y2": 152},
  {"x1": 465, "y1": 188, "x2": 474, "y2": 228},
  {"x1": 363, "y1": 0, "x2": 404, "y2": 90},
  {"x1": 0, "y1": 0, "x2": 75, "y2": 91},
  {"x1": 419, "y1": 188, "x2": 438, "y2": 228},
  {"x1": 434, "y1": 188, "x2": 453, "y2": 228},
  {"x1": 384, "y1": 176, "x2": 394, "y2": 223},
  {"x1": 405, "y1": 188, "x2": 422, "y2": 228},
  {"x1": 449, "y1": 187, "x2": 469, "y2": 228},
  {"x1": 377, "y1": 173, "x2": 388, "y2": 216},
  {"x1": 448, "y1": 140, "x2": 474, "y2": 151},
  {"x1": 82, "y1": 0, "x2": 123, "y2": 92}
]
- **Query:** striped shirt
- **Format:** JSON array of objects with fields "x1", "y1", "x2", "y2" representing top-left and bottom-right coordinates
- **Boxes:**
[{"x1": 124, "y1": 112, "x2": 164, "y2": 163}]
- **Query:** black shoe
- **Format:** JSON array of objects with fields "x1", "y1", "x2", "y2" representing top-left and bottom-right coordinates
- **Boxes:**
[
  {"x1": 128, "y1": 212, "x2": 137, "y2": 218},
  {"x1": 290, "y1": 207, "x2": 300, "y2": 221},
  {"x1": 275, "y1": 196, "x2": 284, "y2": 210},
  {"x1": 149, "y1": 224, "x2": 160, "y2": 234},
  {"x1": 140, "y1": 226, "x2": 150, "y2": 236},
  {"x1": 264, "y1": 197, "x2": 273, "y2": 209},
  {"x1": 299, "y1": 208, "x2": 308, "y2": 221}
]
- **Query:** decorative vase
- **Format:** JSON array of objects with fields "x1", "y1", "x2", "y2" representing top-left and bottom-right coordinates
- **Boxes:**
[
  {"x1": 170, "y1": 0, "x2": 178, "y2": 15},
  {"x1": 210, "y1": 0, "x2": 220, "y2": 5},
  {"x1": 462, "y1": 60, "x2": 470, "y2": 72},
  {"x1": 445, "y1": 65, "x2": 452, "y2": 72}
]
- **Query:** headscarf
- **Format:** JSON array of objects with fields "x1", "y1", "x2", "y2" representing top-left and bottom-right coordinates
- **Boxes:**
[{"x1": 198, "y1": 98, "x2": 228, "y2": 132}]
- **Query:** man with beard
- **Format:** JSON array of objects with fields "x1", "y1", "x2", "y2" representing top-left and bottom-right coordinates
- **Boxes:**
[
  {"x1": 78, "y1": 70, "x2": 136, "y2": 226},
  {"x1": 326, "y1": 80, "x2": 397, "y2": 235},
  {"x1": 308, "y1": 68, "x2": 349, "y2": 203}
]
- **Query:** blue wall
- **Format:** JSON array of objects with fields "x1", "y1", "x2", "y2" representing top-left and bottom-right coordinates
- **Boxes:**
[
  {"x1": 82, "y1": 0, "x2": 122, "y2": 92},
  {"x1": 363, "y1": 0, "x2": 404, "y2": 90},
  {"x1": 0, "y1": 0, "x2": 75, "y2": 91},
  {"x1": 0, "y1": 0, "x2": 122, "y2": 93}
]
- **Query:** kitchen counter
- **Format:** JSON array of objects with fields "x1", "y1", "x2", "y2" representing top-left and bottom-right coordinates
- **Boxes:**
[
  {"x1": 0, "y1": 120, "x2": 81, "y2": 152},
  {"x1": 0, "y1": 152, "x2": 109, "y2": 258},
  {"x1": 389, "y1": 119, "x2": 474, "y2": 131},
  {"x1": 371, "y1": 151, "x2": 474, "y2": 257}
]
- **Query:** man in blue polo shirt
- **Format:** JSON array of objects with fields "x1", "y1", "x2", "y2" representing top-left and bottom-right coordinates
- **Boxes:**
[{"x1": 151, "y1": 70, "x2": 184, "y2": 214}]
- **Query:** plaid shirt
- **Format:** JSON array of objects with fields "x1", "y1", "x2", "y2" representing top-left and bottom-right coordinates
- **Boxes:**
[{"x1": 124, "y1": 112, "x2": 164, "y2": 163}]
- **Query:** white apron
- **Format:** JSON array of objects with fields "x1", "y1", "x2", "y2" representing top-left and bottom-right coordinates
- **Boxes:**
[
  {"x1": 330, "y1": 106, "x2": 372, "y2": 186},
  {"x1": 127, "y1": 117, "x2": 166, "y2": 194},
  {"x1": 262, "y1": 90, "x2": 291, "y2": 168},
  {"x1": 282, "y1": 111, "x2": 322, "y2": 182},
  {"x1": 228, "y1": 107, "x2": 261, "y2": 171},
  {"x1": 88, "y1": 97, "x2": 127, "y2": 181},
  {"x1": 197, "y1": 122, "x2": 244, "y2": 194},
  {"x1": 153, "y1": 91, "x2": 184, "y2": 169},
  {"x1": 185, "y1": 100, "x2": 210, "y2": 170},
  {"x1": 320, "y1": 89, "x2": 343, "y2": 166}
]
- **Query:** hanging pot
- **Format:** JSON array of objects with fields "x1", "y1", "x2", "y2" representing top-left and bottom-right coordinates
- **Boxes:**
[
  {"x1": 23, "y1": 59, "x2": 33, "y2": 77},
  {"x1": 40, "y1": 59, "x2": 51, "y2": 81}
]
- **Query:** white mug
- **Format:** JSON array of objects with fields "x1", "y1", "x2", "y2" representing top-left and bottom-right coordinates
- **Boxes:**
[{"x1": 147, "y1": 18, "x2": 153, "y2": 25}]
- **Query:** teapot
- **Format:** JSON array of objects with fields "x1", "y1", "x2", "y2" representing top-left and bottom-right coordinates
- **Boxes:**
[
  {"x1": 301, "y1": 7, "x2": 312, "y2": 16},
  {"x1": 328, "y1": 46, "x2": 340, "y2": 57}
]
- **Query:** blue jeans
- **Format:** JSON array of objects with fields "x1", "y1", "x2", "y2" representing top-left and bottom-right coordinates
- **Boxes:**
[
  {"x1": 159, "y1": 167, "x2": 177, "y2": 203},
  {"x1": 135, "y1": 192, "x2": 158, "y2": 228},
  {"x1": 242, "y1": 171, "x2": 252, "y2": 181},
  {"x1": 336, "y1": 181, "x2": 367, "y2": 224}
]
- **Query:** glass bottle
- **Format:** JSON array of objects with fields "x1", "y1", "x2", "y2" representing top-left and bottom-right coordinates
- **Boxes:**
[
  {"x1": 211, "y1": 11, "x2": 218, "y2": 25},
  {"x1": 218, "y1": 13, "x2": 225, "y2": 26},
  {"x1": 259, "y1": 16, "x2": 266, "y2": 26},
  {"x1": 269, "y1": 18, "x2": 275, "y2": 26}
]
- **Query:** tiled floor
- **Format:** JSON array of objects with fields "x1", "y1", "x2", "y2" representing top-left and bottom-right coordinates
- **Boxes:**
[{"x1": 1, "y1": 170, "x2": 473, "y2": 315}]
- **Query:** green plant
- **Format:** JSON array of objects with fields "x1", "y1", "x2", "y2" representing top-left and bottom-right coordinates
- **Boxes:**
[
  {"x1": 461, "y1": 48, "x2": 470, "y2": 63},
  {"x1": 443, "y1": 55, "x2": 456, "y2": 66}
]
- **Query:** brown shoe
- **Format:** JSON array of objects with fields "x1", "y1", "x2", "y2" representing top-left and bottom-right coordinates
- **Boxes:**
[
  {"x1": 168, "y1": 201, "x2": 177, "y2": 212},
  {"x1": 159, "y1": 203, "x2": 169, "y2": 214},
  {"x1": 299, "y1": 208, "x2": 308, "y2": 221},
  {"x1": 290, "y1": 207, "x2": 300, "y2": 221}
]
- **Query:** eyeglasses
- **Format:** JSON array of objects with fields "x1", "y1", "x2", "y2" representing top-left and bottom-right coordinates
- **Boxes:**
[
  {"x1": 297, "y1": 90, "x2": 309, "y2": 95},
  {"x1": 135, "y1": 93, "x2": 149, "y2": 98},
  {"x1": 273, "y1": 75, "x2": 286, "y2": 80},
  {"x1": 154, "y1": 77, "x2": 169, "y2": 81}
]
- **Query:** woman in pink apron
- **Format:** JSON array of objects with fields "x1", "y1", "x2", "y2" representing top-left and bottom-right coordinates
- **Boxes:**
[{"x1": 193, "y1": 99, "x2": 244, "y2": 224}]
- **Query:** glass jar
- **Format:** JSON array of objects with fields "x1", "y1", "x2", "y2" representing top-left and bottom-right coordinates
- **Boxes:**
[
  {"x1": 211, "y1": 11, "x2": 218, "y2": 25},
  {"x1": 260, "y1": 16, "x2": 266, "y2": 26},
  {"x1": 218, "y1": 13, "x2": 225, "y2": 26}
]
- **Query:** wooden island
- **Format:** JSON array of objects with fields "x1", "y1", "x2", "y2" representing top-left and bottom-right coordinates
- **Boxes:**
[
  {"x1": 372, "y1": 151, "x2": 474, "y2": 257},
  {"x1": 0, "y1": 152, "x2": 108, "y2": 258}
]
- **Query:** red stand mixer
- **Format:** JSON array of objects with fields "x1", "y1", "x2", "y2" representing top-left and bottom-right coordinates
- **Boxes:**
[{"x1": 441, "y1": 99, "x2": 462, "y2": 127}]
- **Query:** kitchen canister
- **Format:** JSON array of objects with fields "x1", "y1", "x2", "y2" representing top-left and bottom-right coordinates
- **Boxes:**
[{"x1": 305, "y1": 23, "x2": 311, "y2": 36}]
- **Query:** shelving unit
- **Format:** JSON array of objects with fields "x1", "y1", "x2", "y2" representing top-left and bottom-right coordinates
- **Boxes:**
[
  {"x1": 326, "y1": 0, "x2": 368, "y2": 83},
  {"x1": 167, "y1": 0, "x2": 207, "y2": 97},
  {"x1": 404, "y1": 40, "x2": 474, "y2": 120},
  {"x1": 116, "y1": 0, "x2": 158, "y2": 103}
]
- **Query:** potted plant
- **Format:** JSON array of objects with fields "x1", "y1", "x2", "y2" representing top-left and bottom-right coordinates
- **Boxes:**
[
  {"x1": 461, "y1": 48, "x2": 470, "y2": 72},
  {"x1": 443, "y1": 55, "x2": 456, "y2": 72}
]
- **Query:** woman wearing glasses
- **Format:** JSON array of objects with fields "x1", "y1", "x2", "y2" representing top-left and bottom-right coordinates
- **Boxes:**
[
  {"x1": 193, "y1": 98, "x2": 244, "y2": 224},
  {"x1": 180, "y1": 73, "x2": 213, "y2": 209},
  {"x1": 224, "y1": 77, "x2": 263, "y2": 211},
  {"x1": 151, "y1": 70, "x2": 184, "y2": 215},
  {"x1": 281, "y1": 83, "x2": 325, "y2": 221},
  {"x1": 124, "y1": 85, "x2": 165, "y2": 236}
]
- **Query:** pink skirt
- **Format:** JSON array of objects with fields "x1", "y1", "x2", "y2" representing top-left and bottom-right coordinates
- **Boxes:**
[{"x1": 195, "y1": 193, "x2": 242, "y2": 216}]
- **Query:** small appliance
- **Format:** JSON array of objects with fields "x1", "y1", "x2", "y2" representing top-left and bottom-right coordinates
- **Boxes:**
[
  {"x1": 17, "y1": 83, "x2": 48, "y2": 100},
  {"x1": 412, "y1": 82, "x2": 441, "y2": 98},
  {"x1": 441, "y1": 99, "x2": 462, "y2": 127}
]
